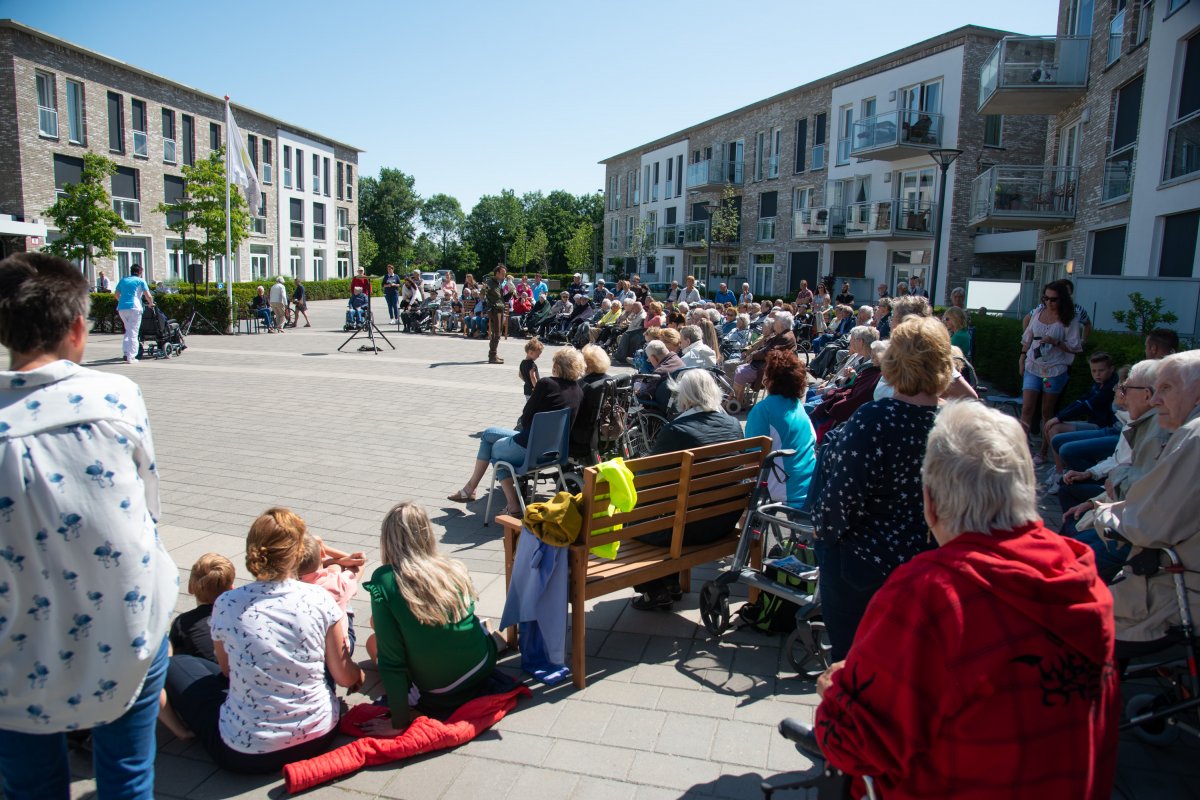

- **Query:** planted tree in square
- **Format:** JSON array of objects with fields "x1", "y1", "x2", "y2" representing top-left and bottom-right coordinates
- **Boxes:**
[{"x1": 43, "y1": 152, "x2": 130, "y2": 274}]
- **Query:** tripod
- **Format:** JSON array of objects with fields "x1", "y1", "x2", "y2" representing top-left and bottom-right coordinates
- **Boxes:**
[
  {"x1": 182, "y1": 271, "x2": 223, "y2": 335},
  {"x1": 338, "y1": 294, "x2": 394, "y2": 354}
]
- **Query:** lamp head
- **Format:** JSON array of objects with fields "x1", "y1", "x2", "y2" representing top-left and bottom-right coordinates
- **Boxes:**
[{"x1": 929, "y1": 148, "x2": 963, "y2": 169}]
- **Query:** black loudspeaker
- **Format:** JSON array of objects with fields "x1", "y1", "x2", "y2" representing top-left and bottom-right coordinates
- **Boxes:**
[{"x1": 187, "y1": 263, "x2": 203, "y2": 284}]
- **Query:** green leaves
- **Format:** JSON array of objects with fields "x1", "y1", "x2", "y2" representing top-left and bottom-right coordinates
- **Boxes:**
[
  {"x1": 1111, "y1": 292, "x2": 1179, "y2": 336},
  {"x1": 43, "y1": 152, "x2": 129, "y2": 267}
]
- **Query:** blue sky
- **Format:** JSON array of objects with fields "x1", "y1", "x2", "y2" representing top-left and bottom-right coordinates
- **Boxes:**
[{"x1": 5, "y1": 0, "x2": 1058, "y2": 212}]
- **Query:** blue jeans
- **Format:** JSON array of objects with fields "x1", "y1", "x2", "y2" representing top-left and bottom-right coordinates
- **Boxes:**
[
  {"x1": 256, "y1": 308, "x2": 274, "y2": 329},
  {"x1": 0, "y1": 637, "x2": 168, "y2": 800},
  {"x1": 384, "y1": 292, "x2": 399, "y2": 320},
  {"x1": 476, "y1": 427, "x2": 526, "y2": 480},
  {"x1": 346, "y1": 308, "x2": 365, "y2": 326},
  {"x1": 1054, "y1": 430, "x2": 1119, "y2": 472},
  {"x1": 813, "y1": 537, "x2": 884, "y2": 663}
]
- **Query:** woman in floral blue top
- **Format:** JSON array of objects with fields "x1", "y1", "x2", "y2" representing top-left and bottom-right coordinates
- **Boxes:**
[{"x1": 812, "y1": 316, "x2": 952, "y2": 661}]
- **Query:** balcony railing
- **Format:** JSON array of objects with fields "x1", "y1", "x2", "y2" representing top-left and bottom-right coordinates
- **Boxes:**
[
  {"x1": 112, "y1": 198, "x2": 140, "y2": 224},
  {"x1": 792, "y1": 206, "x2": 845, "y2": 240},
  {"x1": 849, "y1": 109, "x2": 943, "y2": 160},
  {"x1": 812, "y1": 144, "x2": 825, "y2": 170},
  {"x1": 686, "y1": 158, "x2": 744, "y2": 188},
  {"x1": 163, "y1": 138, "x2": 177, "y2": 164},
  {"x1": 1165, "y1": 115, "x2": 1200, "y2": 182},
  {"x1": 133, "y1": 130, "x2": 148, "y2": 158},
  {"x1": 39, "y1": 106, "x2": 59, "y2": 137},
  {"x1": 978, "y1": 35, "x2": 1090, "y2": 114},
  {"x1": 844, "y1": 199, "x2": 935, "y2": 238},
  {"x1": 338, "y1": 226, "x2": 350, "y2": 243},
  {"x1": 658, "y1": 224, "x2": 683, "y2": 247},
  {"x1": 683, "y1": 220, "x2": 709, "y2": 247},
  {"x1": 665, "y1": 179, "x2": 674, "y2": 197},
  {"x1": 968, "y1": 165, "x2": 1078, "y2": 228},
  {"x1": 757, "y1": 217, "x2": 776, "y2": 242},
  {"x1": 1103, "y1": 152, "x2": 1134, "y2": 200}
]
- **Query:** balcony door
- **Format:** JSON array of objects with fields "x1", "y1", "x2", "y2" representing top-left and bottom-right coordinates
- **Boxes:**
[
  {"x1": 1067, "y1": 0, "x2": 1094, "y2": 35},
  {"x1": 902, "y1": 80, "x2": 942, "y2": 114},
  {"x1": 898, "y1": 168, "x2": 935, "y2": 233},
  {"x1": 1057, "y1": 121, "x2": 1081, "y2": 169}
]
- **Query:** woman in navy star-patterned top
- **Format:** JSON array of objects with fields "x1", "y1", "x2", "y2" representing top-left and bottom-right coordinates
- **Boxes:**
[{"x1": 813, "y1": 317, "x2": 954, "y2": 661}]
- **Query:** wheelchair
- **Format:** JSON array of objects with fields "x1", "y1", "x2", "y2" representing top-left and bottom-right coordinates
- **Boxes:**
[{"x1": 761, "y1": 718, "x2": 877, "y2": 799}]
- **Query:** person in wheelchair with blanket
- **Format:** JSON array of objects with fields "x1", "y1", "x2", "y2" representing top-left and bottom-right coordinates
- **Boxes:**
[{"x1": 812, "y1": 401, "x2": 1117, "y2": 799}]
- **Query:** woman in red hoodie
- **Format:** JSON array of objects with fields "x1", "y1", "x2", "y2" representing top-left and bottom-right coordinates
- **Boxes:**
[{"x1": 814, "y1": 400, "x2": 1117, "y2": 800}]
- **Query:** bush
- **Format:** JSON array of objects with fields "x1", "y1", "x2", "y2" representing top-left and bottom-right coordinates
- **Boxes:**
[{"x1": 90, "y1": 291, "x2": 232, "y2": 334}]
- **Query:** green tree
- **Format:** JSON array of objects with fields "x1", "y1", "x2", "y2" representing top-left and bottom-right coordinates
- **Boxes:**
[
  {"x1": 405, "y1": 232, "x2": 440, "y2": 268},
  {"x1": 1111, "y1": 291, "x2": 1180, "y2": 335},
  {"x1": 463, "y1": 190, "x2": 525, "y2": 269},
  {"x1": 419, "y1": 192, "x2": 465, "y2": 269},
  {"x1": 358, "y1": 226, "x2": 379, "y2": 272},
  {"x1": 43, "y1": 152, "x2": 130, "y2": 274},
  {"x1": 359, "y1": 168, "x2": 421, "y2": 273},
  {"x1": 708, "y1": 185, "x2": 741, "y2": 248},
  {"x1": 510, "y1": 226, "x2": 549, "y2": 271},
  {"x1": 564, "y1": 222, "x2": 593, "y2": 274},
  {"x1": 456, "y1": 242, "x2": 480, "y2": 277}
]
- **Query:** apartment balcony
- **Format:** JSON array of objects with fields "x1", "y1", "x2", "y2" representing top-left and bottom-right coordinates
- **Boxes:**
[
  {"x1": 757, "y1": 217, "x2": 777, "y2": 242},
  {"x1": 844, "y1": 199, "x2": 936, "y2": 240},
  {"x1": 792, "y1": 206, "x2": 845, "y2": 240},
  {"x1": 686, "y1": 158, "x2": 744, "y2": 189},
  {"x1": 682, "y1": 220, "x2": 709, "y2": 247},
  {"x1": 658, "y1": 224, "x2": 684, "y2": 247},
  {"x1": 969, "y1": 165, "x2": 1078, "y2": 229},
  {"x1": 849, "y1": 109, "x2": 943, "y2": 161},
  {"x1": 978, "y1": 35, "x2": 1090, "y2": 115}
]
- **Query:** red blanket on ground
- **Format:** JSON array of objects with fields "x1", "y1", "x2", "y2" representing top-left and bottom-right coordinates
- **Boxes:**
[{"x1": 281, "y1": 686, "x2": 531, "y2": 794}]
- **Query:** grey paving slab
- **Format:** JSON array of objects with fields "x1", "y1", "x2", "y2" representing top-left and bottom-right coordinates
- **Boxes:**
[{"x1": 34, "y1": 299, "x2": 1191, "y2": 799}]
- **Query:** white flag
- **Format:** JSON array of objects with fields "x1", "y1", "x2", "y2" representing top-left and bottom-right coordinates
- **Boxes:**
[{"x1": 225, "y1": 101, "x2": 262, "y2": 217}]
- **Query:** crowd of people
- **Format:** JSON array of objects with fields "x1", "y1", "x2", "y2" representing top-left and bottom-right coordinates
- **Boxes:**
[{"x1": 3, "y1": 252, "x2": 1198, "y2": 800}]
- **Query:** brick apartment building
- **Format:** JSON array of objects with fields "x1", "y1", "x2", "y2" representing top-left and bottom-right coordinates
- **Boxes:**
[
  {"x1": 601, "y1": 26, "x2": 1050, "y2": 306},
  {"x1": 2, "y1": 19, "x2": 363, "y2": 286},
  {"x1": 972, "y1": 0, "x2": 1200, "y2": 335}
]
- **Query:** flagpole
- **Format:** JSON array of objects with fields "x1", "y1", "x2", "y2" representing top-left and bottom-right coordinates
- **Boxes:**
[{"x1": 224, "y1": 96, "x2": 234, "y2": 332}]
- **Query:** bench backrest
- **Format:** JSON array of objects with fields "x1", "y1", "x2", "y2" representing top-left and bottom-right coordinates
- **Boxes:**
[{"x1": 578, "y1": 436, "x2": 770, "y2": 558}]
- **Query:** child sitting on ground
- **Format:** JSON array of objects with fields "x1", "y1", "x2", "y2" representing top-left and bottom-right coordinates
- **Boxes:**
[
  {"x1": 169, "y1": 553, "x2": 236, "y2": 662},
  {"x1": 298, "y1": 534, "x2": 366, "y2": 650},
  {"x1": 519, "y1": 337, "x2": 543, "y2": 398}
]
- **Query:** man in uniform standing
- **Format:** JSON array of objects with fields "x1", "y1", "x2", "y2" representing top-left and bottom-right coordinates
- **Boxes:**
[{"x1": 484, "y1": 264, "x2": 508, "y2": 364}]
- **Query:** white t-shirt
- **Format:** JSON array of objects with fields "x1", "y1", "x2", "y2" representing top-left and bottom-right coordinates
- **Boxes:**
[{"x1": 209, "y1": 580, "x2": 343, "y2": 754}]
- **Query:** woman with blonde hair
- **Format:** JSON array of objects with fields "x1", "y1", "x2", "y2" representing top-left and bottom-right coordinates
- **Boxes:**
[
  {"x1": 812, "y1": 316, "x2": 953, "y2": 661},
  {"x1": 361, "y1": 503, "x2": 496, "y2": 733},
  {"x1": 162, "y1": 508, "x2": 363, "y2": 773},
  {"x1": 697, "y1": 317, "x2": 724, "y2": 364}
]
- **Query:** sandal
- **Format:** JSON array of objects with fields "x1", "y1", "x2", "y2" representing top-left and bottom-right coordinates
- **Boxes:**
[
  {"x1": 502, "y1": 506, "x2": 522, "y2": 518},
  {"x1": 447, "y1": 489, "x2": 476, "y2": 503}
]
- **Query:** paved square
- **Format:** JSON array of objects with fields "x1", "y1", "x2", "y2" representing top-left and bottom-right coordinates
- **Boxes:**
[{"x1": 47, "y1": 299, "x2": 1194, "y2": 799}]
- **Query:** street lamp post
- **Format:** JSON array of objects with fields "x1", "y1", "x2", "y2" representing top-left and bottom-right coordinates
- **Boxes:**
[{"x1": 927, "y1": 148, "x2": 962, "y2": 306}]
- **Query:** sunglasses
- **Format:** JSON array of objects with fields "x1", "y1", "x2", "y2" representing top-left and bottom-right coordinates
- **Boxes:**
[
  {"x1": 1118, "y1": 384, "x2": 1153, "y2": 395},
  {"x1": 1042, "y1": 295, "x2": 1059, "y2": 302}
]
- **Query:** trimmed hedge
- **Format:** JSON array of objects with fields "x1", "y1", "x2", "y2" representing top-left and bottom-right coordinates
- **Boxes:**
[{"x1": 971, "y1": 313, "x2": 1148, "y2": 400}]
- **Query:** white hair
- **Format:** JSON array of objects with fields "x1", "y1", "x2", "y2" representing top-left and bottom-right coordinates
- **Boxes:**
[
  {"x1": 858, "y1": 305, "x2": 873, "y2": 317},
  {"x1": 772, "y1": 310, "x2": 794, "y2": 330},
  {"x1": 849, "y1": 325, "x2": 880, "y2": 346},
  {"x1": 680, "y1": 325, "x2": 702, "y2": 345},
  {"x1": 645, "y1": 340, "x2": 669, "y2": 360},
  {"x1": 1160, "y1": 350, "x2": 1200, "y2": 389},
  {"x1": 1128, "y1": 359, "x2": 1161, "y2": 388},
  {"x1": 707, "y1": 309, "x2": 723, "y2": 324},
  {"x1": 672, "y1": 369, "x2": 724, "y2": 413},
  {"x1": 869, "y1": 339, "x2": 889, "y2": 365},
  {"x1": 677, "y1": 302, "x2": 689, "y2": 314},
  {"x1": 922, "y1": 401, "x2": 1039, "y2": 536}
]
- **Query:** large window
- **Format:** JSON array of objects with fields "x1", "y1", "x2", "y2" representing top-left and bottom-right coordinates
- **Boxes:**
[
  {"x1": 1104, "y1": 76, "x2": 1143, "y2": 200},
  {"x1": 337, "y1": 162, "x2": 344, "y2": 200},
  {"x1": 337, "y1": 207, "x2": 350, "y2": 243},
  {"x1": 283, "y1": 145, "x2": 292, "y2": 188},
  {"x1": 337, "y1": 251, "x2": 351, "y2": 278},
  {"x1": 209, "y1": 122, "x2": 221, "y2": 152},
  {"x1": 837, "y1": 106, "x2": 853, "y2": 166},
  {"x1": 313, "y1": 250, "x2": 326, "y2": 281},
  {"x1": 181, "y1": 114, "x2": 195, "y2": 166},
  {"x1": 312, "y1": 202, "x2": 326, "y2": 241},
  {"x1": 261, "y1": 140, "x2": 272, "y2": 184},
  {"x1": 752, "y1": 253, "x2": 775, "y2": 297},
  {"x1": 1108, "y1": 0, "x2": 1127, "y2": 65},
  {"x1": 1166, "y1": 32, "x2": 1200, "y2": 181},
  {"x1": 813, "y1": 113, "x2": 827, "y2": 170},
  {"x1": 131, "y1": 99, "x2": 147, "y2": 158},
  {"x1": 252, "y1": 192, "x2": 267, "y2": 234},
  {"x1": 1090, "y1": 225, "x2": 1127, "y2": 275},
  {"x1": 250, "y1": 245, "x2": 271, "y2": 279},
  {"x1": 163, "y1": 174, "x2": 186, "y2": 227},
  {"x1": 111, "y1": 166, "x2": 140, "y2": 224},
  {"x1": 346, "y1": 165, "x2": 353, "y2": 200},
  {"x1": 290, "y1": 247, "x2": 303, "y2": 277},
  {"x1": 106, "y1": 91, "x2": 124, "y2": 153},
  {"x1": 296, "y1": 149, "x2": 304, "y2": 191},
  {"x1": 162, "y1": 108, "x2": 176, "y2": 164},
  {"x1": 984, "y1": 115, "x2": 1003, "y2": 147},
  {"x1": 323, "y1": 158, "x2": 331, "y2": 197},
  {"x1": 290, "y1": 198, "x2": 304, "y2": 239},
  {"x1": 248, "y1": 134, "x2": 258, "y2": 172},
  {"x1": 52, "y1": 153, "x2": 83, "y2": 197},
  {"x1": 794, "y1": 118, "x2": 808, "y2": 173},
  {"x1": 312, "y1": 153, "x2": 321, "y2": 195},
  {"x1": 36, "y1": 71, "x2": 59, "y2": 137},
  {"x1": 65, "y1": 79, "x2": 85, "y2": 144},
  {"x1": 1160, "y1": 211, "x2": 1199, "y2": 277}
]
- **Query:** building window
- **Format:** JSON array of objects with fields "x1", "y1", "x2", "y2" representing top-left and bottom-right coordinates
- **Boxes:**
[
  {"x1": 162, "y1": 108, "x2": 176, "y2": 164},
  {"x1": 813, "y1": 113, "x2": 827, "y2": 170},
  {"x1": 1090, "y1": 225, "x2": 1127, "y2": 274},
  {"x1": 248, "y1": 134, "x2": 258, "y2": 172},
  {"x1": 652, "y1": 161, "x2": 660, "y2": 201},
  {"x1": 313, "y1": 202, "x2": 326, "y2": 240},
  {"x1": 313, "y1": 250, "x2": 326, "y2": 281},
  {"x1": 252, "y1": 192, "x2": 267, "y2": 235},
  {"x1": 1067, "y1": 0, "x2": 1095, "y2": 35},
  {"x1": 106, "y1": 91, "x2": 124, "y2": 153},
  {"x1": 131, "y1": 99, "x2": 147, "y2": 158},
  {"x1": 65, "y1": 79, "x2": 85, "y2": 145},
  {"x1": 313, "y1": 153, "x2": 321, "y2": 194},
  {"x1": 337, "y1": 251, "x2": 351, "y2": 278},
  {"x1": 261, "y1": 140, "x2": 272, "y2": 184},
  {"x1": 289, "y1": 247, "x2": 303, "y2": 277},
  {"x1": 337, "y1": 162, "x2": 344, "y2": 200},
  {"x1": 111, "y1": 166, "x2": 140, "y2": 224},
  {"x1": 290, "y1": 198, "x2": 304, "y2": 239},
  {"x1": 250, "y1": 245, "x2": 271, "y2": 279},
  {"x1": 52, "y1": 153, "x2": 84, "y2": 198},
  {"x1": 167, "y1": 239, "x2": 187, "y2": 281},
  {"x1": 323, "y1": 157, "x2": 331, "y2": 197},
  {"x1": 283, "y1": 145, "x2": 292, "y2": 188},
  {"x1": 794, "y1": 118, "x2": 808, "y2": 173},
  {"x1": 345, "y1": 165, "x2": 353, "y2": 200},
  {"x1": 181, "y1": 114, "x2": 195, "y2": 166},
  {"x1": 163, "y1": 174, "x2": 186, "y2": 227},
  {"x1": 752, "y1": 253, "x2": 775, "y2": 297},
  {"x1": 209, "y1": 122, "x2": 221, "y2": 152},
  {"x1": 337, "y1": 207, "x2": 349, "y2": 243},
  {"x1": 984, "y1": 114, "x2": 1003, "y2": 147},
  {"x1": 1104, "y1": 75, "x2": 1143, "y2": 200},
  {"x1": 837, "y1": 105, "x2": 853, "y2": 165},
  {"x1": 296, "y1": 149, "x2": 304, "y2": 191},
  {"x1": 1166, "y1": 32, "x2": 1200, "y2": 181},
  {"x1": 36, "y1": 70, "x2": 59, "y2": 138},
  {"x1": 758, "y1": 191, "x2": 777, "y2": 242},
  {"x1": 1108, "y1": 0, "x2": 1127, "y2": 65},
  {"x1": 1159, "y1": 211, "x2": 1199, "y2": 277},
  {"x1": 793, "y1": 186, "x2": 813, "y2": 209}
]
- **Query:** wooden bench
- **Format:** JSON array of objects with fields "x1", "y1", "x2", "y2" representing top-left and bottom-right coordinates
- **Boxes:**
[{"x1": 498, "y1": 436, "x2": 770, "y2": 688}]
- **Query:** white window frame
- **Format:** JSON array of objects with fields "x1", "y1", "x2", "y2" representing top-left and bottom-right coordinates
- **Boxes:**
[
  {"x1": 131, "y1": 98, "x2": 148, "y2": 158},
  {"x1": 250, "y1": 246, "x2": 271, "y2": 279},
  {"x1": 752, "y1": 254, "x2": 775, "y2": 297},
  {"x1": 65, "y1": 78, "x2": 85, "y2": 144},
  {"x1": 36, "y1": 70, "x2": 58, "y2": 138},
  {"x1": 313, "y1": 202, "x2": 326, "y2": 241},
  {"x1": 313, "y1": 250, "x2": 327, "y2": 281},
  {"x1": 283, "y1": 145, "x2": 293, "y2": 188},
  {"x1": 336, "y1": 250, "x2": 351, "y2": 278},
  {"x1": 289, "y1": 247, "x2": 303, "y2": 277},
  {"x1": 262, "y1": 141, "x2": 273, "y2": 184}
]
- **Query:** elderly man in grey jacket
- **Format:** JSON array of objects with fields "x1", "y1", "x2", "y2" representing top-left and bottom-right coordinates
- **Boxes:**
[{"x1": 1095, "y1": 350, "x2": 1200, "y2": 659}]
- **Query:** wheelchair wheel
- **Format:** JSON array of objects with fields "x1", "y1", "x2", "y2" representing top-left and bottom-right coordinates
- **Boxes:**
[
  {"x1": 786, "y1": 620, "x2": 832, "y2": 678},
  {"x1": 699, "y1": 582, "x2": 731, "y2": 635},
  {"x1": 562, "y1": 471, "x2": 584, "y2": 495},
  {"x1": 722, "y1": 398, "x2": 742, "y2": 415},
  {"x1": 1126, "y1": 692, "x2": 1182, "y2": 745}
]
